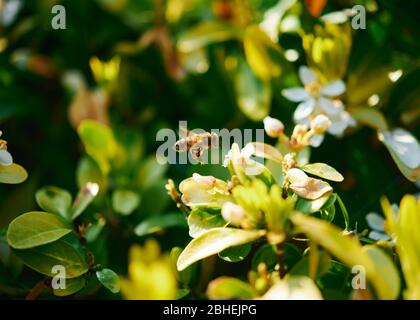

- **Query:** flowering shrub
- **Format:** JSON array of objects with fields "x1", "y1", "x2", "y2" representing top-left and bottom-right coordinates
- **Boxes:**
[{"x1": 0, "y1": 0, "x2": 419, "y2": 301}]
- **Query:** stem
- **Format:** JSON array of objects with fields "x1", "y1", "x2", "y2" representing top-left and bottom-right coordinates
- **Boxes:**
[
  {"x1": 336, "y1": 193, "x2": 350, "y2": 230},
  {"x1": 277, "y1": 241, "x2": 286, "y2": 279},
  {"x1": 26, "y1": 278, "x2": 48, "y2": 300},
  {"x1": 165, "y1": 179, "x2": 190, "y2": 217}
]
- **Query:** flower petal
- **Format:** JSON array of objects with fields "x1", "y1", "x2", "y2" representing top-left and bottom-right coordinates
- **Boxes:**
[
  {"x1": 321, "y1": 80, "x2": 346, "y2": 96},
  {"x1": 0, "y1": 150, "x2": 13, "y2": 166},
  {"x1": 299, "y1": 66, "x2": 317, "y2": 85},
  {"x1": 294, "y1": 99, "x2": 315, "y2": 122},
  {"x1": 327, "y1": 119, "x2": 347, "y2": 136},
  {"x1": 366, "y1": 212, "x2": 385, "y2": 232},
  {"x1": 318, "y1": 97, "x2": 339, "y2": 115},
  {"x1": 282, "y1": 87, "x2": 310, "y2": 102},
  {"x1": 309, "y1": 134, "x2": 324, "y2": 148},
  {"x1": 368, "y1": 231, "x2": 390, "y2": 241},
  {"x1": 290, "y1": 177, "x2": 332, "y2": 200}
]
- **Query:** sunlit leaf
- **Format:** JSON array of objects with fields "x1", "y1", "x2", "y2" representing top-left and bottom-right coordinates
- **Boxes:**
[
  {"x1": 96, "y1": 268, "x2": 120, "y2": 293},
  {"x1": 187, "y1": 208, "x2": 227, "y2": 238},
  {"x1": 0, "y1": 163, "x2": 28, "y2": 184},
  {"x1": 177, "y1": 228, "x2": 265, "y2": 271},
  {"x1": 300, "y1": 163, "x2": 344, "y2": 182},
  {"x1": 35, "y1": 186, "x2": 72, "y2": 219},
  {"x1": 292, "y1": 214, "x2": 400, "y2": 299},
  {"x1": 243, "y1": 25, "x2": 282, "y2": 82},
  {"x1": 7, "y1": 211, "x2": 72, "y2": 249},
  {"x1": 77, "y1": 120, "x2": 118, "y2": 175}
]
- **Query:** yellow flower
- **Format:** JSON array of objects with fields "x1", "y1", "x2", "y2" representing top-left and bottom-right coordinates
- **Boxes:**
[
  {"x1": 89, "y1": 56, "x2": 120, "y2": 91},
  {"x1": 120, "y1": 240, "x2": 177, "y2": 300}
]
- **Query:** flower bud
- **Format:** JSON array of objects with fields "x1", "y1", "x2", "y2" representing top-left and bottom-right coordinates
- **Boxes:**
[
  {"x1": 221, "y1": 202, "x2": 247, "y2": 226},
  {"x1": 263, "y1": 116, "x2": 284, "y2": 138},
  {"x1": 192, "y1": 173, "x2": 216, "y2": 188},
  {"x1": 311, "y1": 114, "x2": 331, "y2": 134},
  {"x1": 292, "y1": 124, "x2": 308, "y2": 138}
]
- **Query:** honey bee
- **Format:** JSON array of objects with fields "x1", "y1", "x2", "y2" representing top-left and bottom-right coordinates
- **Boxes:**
[{"x1": 173, "y1": 128, "x2": 219, "y2": 163}]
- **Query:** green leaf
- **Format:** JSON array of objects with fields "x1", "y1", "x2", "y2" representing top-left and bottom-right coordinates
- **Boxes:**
[
  {"x1": 35, "y1": 186, "x2": 72, "y2": 219},
  {"x1": 187, "y1": 208, "x2": 227, "y2": 238},
  {"x1": 112, "y1": 189, "x2": 140, "y2": 216},
  {"x1": 252, "y1": 244, "x2": 278, "y2": 272},
  {"x1": 134, "y1": 213, "x2": 187, "y2": 237},
  {"x1": 175, "y1": 289, "x2": 190, "y2": 300},
  {"x1": 136, "y1": 156, "x2": 168, "y2": 190},
  {"x1": 77, "y1": 120, "x2": 118, "y2": 175},
  {"x1": 234, "y1": 57, "x2": 272, "y2": 121},
  {"x1": 7, "y1": 211, "x2": 72, "y2": 249},
  {"x1": 0, "y1": 163, "x2": 28, "y2": 184},
  {"x1": 350, "y1": 107, "x2": 388, "y2": 131},
  {"x1": 13, "y1": 239, "x2": 88, "y2": 278},
  {"x1": 301, "y1": 163, "x2": 344, "y2": 182},
  {"x1": 177, "y1": 228, "x2": 266, "y2": 271},
  {"x1": 170, "y1": 247, "x2": 197, "y2": 286},
  {"x1": 76, "y1": 156, "x2": 108, "y2": 193},
  {"x1": 296, "y1": 193, "x2": 335, "y2": 214},
  {"x1": 218, "y1": 243, "x2": 252, "y2": 263},
  {"x1": 96, "y1": 268, "x2": 120, "y2": 293},
  {"x1": 177, "y1": 21, "x2": 240, "y2": 52},
  {"x1": 53, "y1": 277, "x2": 86, "y2": 297},
  {"x1": 207, "y1": 277, "x2": 257, "y2": 300},
  {"x1": 289, "y1": 251, "x2": 331, "y2": 279}
]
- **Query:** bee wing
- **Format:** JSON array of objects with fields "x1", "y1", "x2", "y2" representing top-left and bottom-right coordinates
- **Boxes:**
[{"x1": 179, "y1": 126, "x2": 196, "y2": 139}]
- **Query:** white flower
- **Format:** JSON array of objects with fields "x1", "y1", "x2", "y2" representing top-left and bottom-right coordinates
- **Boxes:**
[
  {"x1": 0, "y1": 131, "x2": 13, "y2": 166},
  {"x1": 366, "y1": 204, "x2": 399, "y2": 241},
  {"x1": 366, "y1": 212, "x2": 390, "y2": 241},
  {"x1": 282, "y1": 66, "x2": 355, "y2": 137},
  {"x1": 263, "y1": 116, "x2": 284, "y2": 138},
  {"x1": 223, "y1": 143, "x2": 265, "y2": 176},
  {"x1": 311, "y1": 114, "x2": 331, "y2": 135}
]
